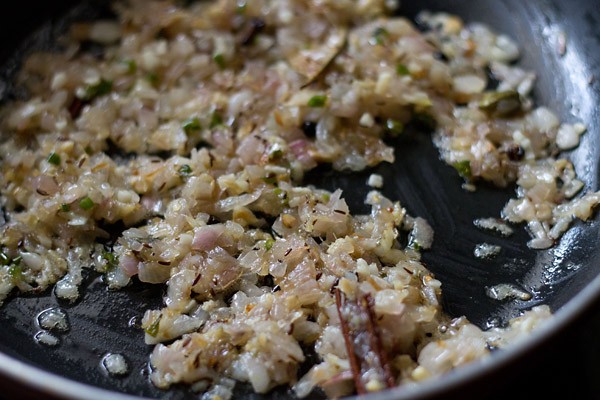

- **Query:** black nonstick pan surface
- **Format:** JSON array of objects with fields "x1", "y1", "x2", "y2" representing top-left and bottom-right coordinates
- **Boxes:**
[{"x1": 1, "y1": 0, "x2": 600, "y2": 399}]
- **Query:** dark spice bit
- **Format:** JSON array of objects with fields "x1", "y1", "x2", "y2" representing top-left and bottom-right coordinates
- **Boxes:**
[
  {"x1": 335, "y1": 289, "x2": 395, "y2": 394},
  {"x1": 301, "y1": 121, "x2": 317, "y2": 138},
  {"x1": 433, "y1": 51, "x2": 449, "y2": 62},
  {"x1": 329, "y1": 277, "x2": 340, "y2": 293},
  {"x1": 239, "y1": 17, "x2": 266, "y2": 46},
  {"x1": 504, "y1": 143, "x2": 525, "y2": 161},
  {"x1": 68, "y1": 98, "x2": 85, "y2": 119},
  {"x1": 259, "y1": 274, "x2": 275, "y2": 288},
  {"x1": 192, "y1": 272, "x2": 202, "y2": 287}
]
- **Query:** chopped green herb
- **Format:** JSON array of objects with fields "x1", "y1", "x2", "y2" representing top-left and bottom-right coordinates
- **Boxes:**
[
  {"x1": 479, "y1": 90, "x2": 522, "y2": 117},
  {"x1": 79, "y1": 196, "x2": 95, "y2": 210},
  {"x1": 213, "y1": 53, "x2": 226, "y2": 69},
  {"x1": 396, "y1": 64, "x2": 410, "y2": 76},
  {"x1": 146, "y1": 72, "x2": 159, "y2": 87},
  {"x1": 209, "y1": 111, "x2": 223, "y2": 128},
  {"x1": 102, "y1": 251, "x2": 119, "y2": 270},
  {"x1": 409, "y1": 241, "x2": 422, "y2": 252},
  {"x1": 0, "y1": 252, "x2": 10, "y2": 266},
  {"x1": 236, "y1": 1, "x2": 247, "y2": 13},
  {"x1": 182, "y1": 117, "x2": 202, "y2": 135},
  {"x1": 268, "y1": 149, "x2": 283, "y2": 161},
  {"x1": 385, "y1": 119, "x2": 404, "y2": 136},
  {"x1": 262, "y1": 174, "x2": 277, "y2": 185},
  {"x1": 60, "y1": 204, "x2": 71, "y2": 212},
  {"x1": 371, "y1": 27, "x2": 389, "y2": 45},
  {"x1": 273, "y1": 187, "x2": 288, "y2": 205},
  {"x1": 81, "y1": 79, "x2": 113, "y2": 101},
  {"x1": 307, "y1": 95, "x2": 327, "y2": 108},
  {"x1": 264, "y1": 238, "x2": 275, "y2": 251},
  {"x1": 0, "y1": 251, "x2": 23, "y2": 280},
  {"x1": 452, "y1": 160, "x2": 472, "y2": 179},
  {"x1": 47, "y1": 152, "x2": 61, "y2": 166},
  {"x1": 145, "y1": 315, "x2": 162, "y2": 337},
  {"x1": 123, "y1": 59, "x2": 137, "y2": 74},
  {"x1": 178, "y1": 164, "x2": 193, "y2": 176},
  {"x1": 8, "y1": 264, "x2": 22, "y2": 280}
]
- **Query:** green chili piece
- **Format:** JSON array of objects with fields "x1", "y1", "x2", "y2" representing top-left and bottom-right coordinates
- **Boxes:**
[
  {"x1": 182, "y1": 117, "x2": 202, "y2": 135},
  {"x1": 82, "y1": 79, "x2": 113, "y2": 101},
  {"x1": 452, "y1": 160, "x2": 472, "y2": 179},
  {"x1": 479, "y1": 90, "x2": 522, "y2": 117},
  {"x1": 209, "y1": 112, "x2": 223, "y2": 128},
  {"x1": 307, "y1": 95, "x2": 327, "y2": 108},
  {"x1": 262, "y1": 174, "x2": 277, "y2": 185},
  {"x1": 396, "y1": 64, "x2": 410, "y2": 76},
  {"x1": 0, "y1": 252, "x2": 10, "y2": 266},
  {"x1": 372, "y1": 27, "x2": 389, "y2": 45},
  {"x1": 79, "y1": 196, "x2": 95, "y2": 210},
  {"x1": 102, "y1": 252, "x2": 119, "y2": 270},
  {"x1": 213, "y1": 53, "x2": 226, "y2": 69},
  {"x1": 47, "y1": 152, "x2": 61, "y2": 166},
  {"x1": 145, "y1": 315, "x2": 161, "y2": 337},
  {"x1": 264, "y1": 238, "x2": 275, "y2": 251},
  {"x1": 178, "y1": 164, "x2": 193, "y2": 176},
  {"x1": 385, "y1": 119, "x2": 404, "y2": 137}
]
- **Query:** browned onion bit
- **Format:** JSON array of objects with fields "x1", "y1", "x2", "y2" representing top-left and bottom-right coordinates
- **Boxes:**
[{"x1": 334, "y1": 289, "x2": 395, "y2": 394}]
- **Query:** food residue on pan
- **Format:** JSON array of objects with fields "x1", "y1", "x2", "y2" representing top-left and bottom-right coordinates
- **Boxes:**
[
  {"x1": 0, "y1": 0, "x2": 598, "y2": 398},
  {"x1": 102, "y1": 353, "x2": 130, "y2": 377},
  {"x1": 33, "y1": 331, "x2": 60, "y2": 347},
  {"x1": 474, "y1": 243, "x2": 502, "y2": 260},
  {"x1": 473, "y1": 217, "x2": 514, "y2": 238},
  {"x1": 36, "y1": 307, "x2": 69, "y2": 332},
  {"x1": 486, "y1": 283, "x2": 533, "y2": 302}
]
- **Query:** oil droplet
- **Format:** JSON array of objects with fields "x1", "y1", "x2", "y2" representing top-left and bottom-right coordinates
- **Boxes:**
[
  {"x1": 34, "y1": 331, "x2": 60, "y2": 347},
  {"x1": 128, "y1": 316, "x2": 141, "y2": 329},
  {"x1": 37, "y1": 307, "x2": 69, "y2": 332},
  {"x1": 102, "y1": 353, "x2": 129, "y2": 377}
]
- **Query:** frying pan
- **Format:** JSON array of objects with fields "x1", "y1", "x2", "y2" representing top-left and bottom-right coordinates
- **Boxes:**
[{"x1": 1, "y1": 0, "x2": 600, "y2": 399}]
